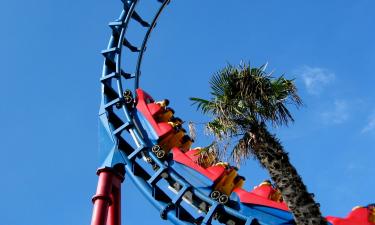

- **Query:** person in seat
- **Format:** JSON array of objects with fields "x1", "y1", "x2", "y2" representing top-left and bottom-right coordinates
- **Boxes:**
[
  {"x1": 155, "y1": 99, "x2": 169, "y2": 108},
  {"x1": 158, "y1": 128, "x2": 186, "y2": 151},
  {"x1": 180, "y1": 135, "x2": 193, "y2": 152},
  {"x1": 186, "y1": 147, "x2": 245, "y2": 201},
  {"x1": 155, "y1": 107, "x2": 174, "y2": 122},
  {"x1": 214, "y1": 166, "x2": 245, "y2": 197},
  {"x1": 148, "y1": 98, "x2": 174, "y2": 123},
  {"x1": 252, "y1": 180, "x2": 283, "y2": 202},
  {"x1": 168, "y1": 117, "x2": 183, "y2": 131},
  {"x1": 327, "y1": 204, "x2": 375, "y2": 225},
  {"x1": 369, "y1": 204, "x2": 375, "y2": 223}
]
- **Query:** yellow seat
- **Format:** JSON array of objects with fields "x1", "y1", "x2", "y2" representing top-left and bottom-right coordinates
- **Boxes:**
[
  {"x1": 370, "y1": 206, "x2": 375, "y2": 223},
  {"x1": 158, "y1": 129, "x2": 186, "y2": 152},
  {"x1": 156, "y1": 108, "x2": 174, "y2": 122},
  {"x1": 270, "y1": 189, "x2": 282, "y2": 202},
  {"x1": 215, "y1": 162, "x2": 229, "y2": 168},
  {"x1": 168, "y1": 121, "x2": 182, "y2": 130},
  {"x1": 180, "y1": 136, "x2": 193, "y2": 152},
  {"x1": 234, "y1": 176, "x2": 245, "y2": 189},
  {"x1": 214, "y1": 168, "x2": 244, "y2": 196},
  {"x1": 199, "y1": 153, "x2": 216, "y2": 168},
  {"x1": 155, "y1": 99, "x2": 169, "y2": 108}
]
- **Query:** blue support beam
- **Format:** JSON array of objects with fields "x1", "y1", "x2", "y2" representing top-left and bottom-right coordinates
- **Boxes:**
[{"x1": 97, "y1": 0, "x2": 298, "y2": 224}]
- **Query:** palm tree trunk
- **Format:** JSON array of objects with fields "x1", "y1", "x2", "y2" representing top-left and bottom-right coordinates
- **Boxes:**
[{"x1": 247, "y1": 123, "x2": 327, "y2": 225}]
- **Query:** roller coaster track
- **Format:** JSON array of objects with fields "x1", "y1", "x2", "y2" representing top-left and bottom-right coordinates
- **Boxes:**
[
  {"x1": 91, "y1": 1, "x2": 374, "y2": 225},
  {"x1": 96, "y1": 0, "x2": 274, "y2": 224}
]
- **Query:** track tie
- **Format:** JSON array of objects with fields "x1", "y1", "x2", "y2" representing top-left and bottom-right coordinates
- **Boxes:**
[
  {"x1": 121, "y1": 0, "x2": 150, "y2": 27},
  {"x1": 172, "y1": 184, "x2": 190, "y2": 204},
  {"x1": 131, "y1": 11, "x2": 150, "y2": 27},
  {"x1": 113, "y1": 122, "x2": 132, "y2": 135},
  {"x1": 127, "y1": 145, "x2": 147, "y2": 160},
  {"x1": 245, "y1": 218, "x2": 257, "y2": 225},
  {"x1": 101, "y1": 47, "x2": 120, "y2": 57},
  {"x1": 202, "y1": 203, "x2": 219, "y2": 225},
  {"x1": 120, "y1": 71, "x2": 135, "y2": 79},
  {"x1": 148, "y1": 166, "x2": 167, "y2": 185},
  {"x1": 123, "y1": 38, "x2": 139, "y2": 52},
  {"x1": 104, "y1": 98, "x2": 121, "y2": 109},
  {"x1": 101, "y1": 44, "x2": 139, "y2": 77},
  {"x1": 101, "y1": 72, "x2": 135, "y2": 83},
  {"x1": 108, "y1": 21, "x2": 123, "y2": 30},
  {"x1": 103, "y1": 56, "x2": 133, "y2": 79},
  {"x1": 100, "y1": 72, "x2": 119, "y2": 83}
]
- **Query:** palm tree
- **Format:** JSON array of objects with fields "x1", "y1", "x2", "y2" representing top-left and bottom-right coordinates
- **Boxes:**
[{"x1": 190, "y1": 63, "x2": 327, "y2": 225}]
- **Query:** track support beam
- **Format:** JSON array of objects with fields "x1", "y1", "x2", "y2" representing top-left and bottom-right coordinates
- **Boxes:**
[{"x1": 91, "y1": 167, "x2": 125, "y2": 225}]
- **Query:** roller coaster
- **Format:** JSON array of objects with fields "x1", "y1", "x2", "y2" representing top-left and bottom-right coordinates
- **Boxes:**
[{"x1": 90, "y1": 1, "x2": 375, "y2": 225}]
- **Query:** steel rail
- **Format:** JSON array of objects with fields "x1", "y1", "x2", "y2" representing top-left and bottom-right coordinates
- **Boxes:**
[
  {"x1": 134, "y1": 0, "x2": 171, "y2": 90},
  {"x1": 99, "y1": 1, "x2": 293, "y2": 224}
]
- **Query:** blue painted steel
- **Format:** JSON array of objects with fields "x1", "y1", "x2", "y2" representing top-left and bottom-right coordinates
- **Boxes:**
[
  {"x1": 170, "y1": 161, "x2": 214, "y2": 189},
  {"x1": 98, "y1": 0, "x2": 300, "y2": 224},
  {"x1": 136, "y1": 111, "x2": 159, "y2": 143},
  {"x1": 135, "y1": 0, "x2": 171, "y2": 90}
]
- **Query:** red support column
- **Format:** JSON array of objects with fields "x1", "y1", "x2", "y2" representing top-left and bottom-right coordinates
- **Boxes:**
[
  {"x1": 91, "y1": 168, "x2": 124, "y2": 225},
  {"x1": 107, "y1": 175, "x2": 122, "y2": 225}
]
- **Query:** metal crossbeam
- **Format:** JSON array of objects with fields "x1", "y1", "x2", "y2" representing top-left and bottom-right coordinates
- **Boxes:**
[{"x1": 94, "y1": 0, "x2": 296, "y2": 225}]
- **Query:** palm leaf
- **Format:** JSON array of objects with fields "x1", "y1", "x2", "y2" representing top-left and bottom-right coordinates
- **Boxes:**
[{"x1": 189, "y1": 97, "x2": 213, "y2": 114}]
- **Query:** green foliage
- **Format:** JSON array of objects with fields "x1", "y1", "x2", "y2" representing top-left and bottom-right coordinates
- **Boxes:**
[
  {"x1": 190, "y1": 63, "x2": 326, "y2": 224},
  {"x1": 190, "y1": 62, "x2": 302, "y2": 163}
]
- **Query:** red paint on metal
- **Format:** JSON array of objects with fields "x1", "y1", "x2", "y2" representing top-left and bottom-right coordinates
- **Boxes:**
[
  {"x1": 250, "y1": 185, "x2": 274, "y2": 200},
  {"x1": 326, "y1": 207, "x2": 374, "y2": 225},
  {"x1": 233, "y1": 188, "x2": 289, "y2": 211},
  {"x1": 107, "y1": 175, "x2": 122, "y2": 225},
  {"x1": 91, "y1": 168, "x2": 124, "y2": 225},
  {"x1": 172, "y1": 147, "x2": 225, "y2": 182},
  {"x1": 148, "y1": 103, "x2": 163, "y2": 117},
  {"x1": 136, "y1": 89, "x2": 173, "y2": 138},
  {"x1": 184, "y1": 149, "x2": 200, "y2": 162}
]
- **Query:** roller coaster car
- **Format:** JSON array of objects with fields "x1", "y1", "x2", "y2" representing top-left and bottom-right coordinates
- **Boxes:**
[
  {"x1": 172, "y1": 148, "x2": 245, "y2": 204},
  {"x1": 136, "y1": 89, "x2": 174, "y2": 139},
  {"x1": 184, "y1": 148, "x2": 216, "y2": 168},
  {"x1": 136, "y1": 89, "x2": 193, "y2": 159},
  {"x1": 172, "y1": 147, "x2": 226, "y2": 183},
  {"x1": 172, "y1": 148, "x2": 295, "y2": 221},
  {"x1": 232, "y1": 184, "x2": 289, "y2": 211},
  {"x1": 151, "y1": 132, "x2": 192, "y2": 159},
  {"x1": 326, "y1": 204, "x2": 375, "y2": 225},
  {"x1": 251, "y1": 181, "x2": 283, "y2": 202},
  {"x1": 156, "y1": 129, "x2": 190, "y2": 156}
]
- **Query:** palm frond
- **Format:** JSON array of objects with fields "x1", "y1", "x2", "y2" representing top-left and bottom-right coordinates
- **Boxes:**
[
  {"x1": 188, "y1": 121, "x2": 197, "y2": 141},
  {"x1": 209, "y1": 65, "x2": 234, "y2": 98},
  {"x1": 191, "y1": 61, "x2": 303, "y2": 161},
  {"x1": 193, "y1": 142, "x2": 221, "y2": 168},
  {"x1": 189, "y1": 97, "x2": 213, "y2": 114},
  {"x1": 231, "y1": 132, "x2": 254, "y2": 165}
]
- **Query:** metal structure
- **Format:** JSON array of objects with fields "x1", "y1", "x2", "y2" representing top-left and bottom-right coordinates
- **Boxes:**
[{"x1": 90, "y1": 1, "x2": 375, "y2": 225}]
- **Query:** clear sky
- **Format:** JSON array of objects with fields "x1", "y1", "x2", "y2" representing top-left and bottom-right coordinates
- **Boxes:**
[{"x1": 0, "y1": 1, "x2": 374, "y2": 225}]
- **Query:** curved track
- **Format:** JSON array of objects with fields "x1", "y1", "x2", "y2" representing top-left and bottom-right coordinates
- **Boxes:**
[
  {"x1": 97, "y1": 1, "x2": 373, "y2": 225},
  {"x1": 99, "y1": 0, "x2": 270, "y2": 224}
]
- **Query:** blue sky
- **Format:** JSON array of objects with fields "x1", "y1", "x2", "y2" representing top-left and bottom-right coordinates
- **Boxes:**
[{"x1": 0, "y1": 1, "x2": 374, "y2": 225}]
